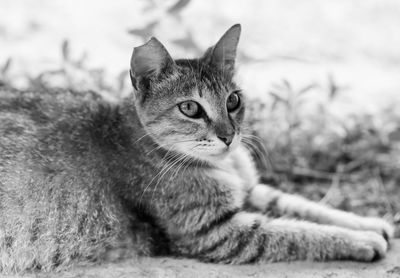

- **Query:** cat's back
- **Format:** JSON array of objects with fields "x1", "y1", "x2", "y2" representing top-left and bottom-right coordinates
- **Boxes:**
[
  {"x1": 1, "y1": 87, "x2": 72, "y2": 162},
  {"x1": 0, "y1": 87, "x2": 111, "y2": 150},
  {"x1": 0, "y1": 87, "x2": 53, "y2": 142},
  {"x1": 0, "y1": 87, "x2": 125, "y2": 177},
  {"x1": 1, "y1": 88, "x2": 80, "y2": 166},
  {"x1": 0, "y1": 86, "x2": 105, "y2": 126}
]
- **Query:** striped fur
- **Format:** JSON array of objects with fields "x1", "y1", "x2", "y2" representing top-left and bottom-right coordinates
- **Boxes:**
[{"x1": 0, "y1": 25, "x2": 395, "y2": 273}]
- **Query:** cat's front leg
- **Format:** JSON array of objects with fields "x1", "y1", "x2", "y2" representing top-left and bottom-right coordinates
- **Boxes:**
[
  {"x1": 263, "y1": 218, "x2": 388, "y2": 262},
  {"x1": 247, "y1": 184, "x2": 395, "y2": 241},
  {"x1": 166, "y1": 210, "x2": 388, "y2": 263}
]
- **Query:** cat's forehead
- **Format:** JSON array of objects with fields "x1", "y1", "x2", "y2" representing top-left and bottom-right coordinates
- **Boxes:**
[{"x1": 177, "y1": 61, "x2": 236, "y2": 97}]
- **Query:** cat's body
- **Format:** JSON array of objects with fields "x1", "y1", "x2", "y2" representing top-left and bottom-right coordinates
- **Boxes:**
[{"x1": 0, "y1": 25, "x2": 395, "y2": 273}]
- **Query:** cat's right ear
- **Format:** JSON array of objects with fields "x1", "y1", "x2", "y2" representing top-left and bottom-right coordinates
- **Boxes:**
[
  {"x1": 201, "y1": 24, "x2": 241, "y2": 78},
  {"x1": 130, "y1": 37, "x2": 176, "y2": 91}
]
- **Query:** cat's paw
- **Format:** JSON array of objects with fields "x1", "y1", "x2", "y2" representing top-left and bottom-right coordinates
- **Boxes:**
[
  {"x1": 346, "y1": 231, "x2": 388, "y2": 262},
  {"x1": 357, "y1": 217, "x2": 395, "y2": 242}
]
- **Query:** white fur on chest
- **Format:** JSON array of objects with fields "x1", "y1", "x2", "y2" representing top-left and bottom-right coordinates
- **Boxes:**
[{"x1": 206, "y1": 146, "x2": 259, "y2": 208}]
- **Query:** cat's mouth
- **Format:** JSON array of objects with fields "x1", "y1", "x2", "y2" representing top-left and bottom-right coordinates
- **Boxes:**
[{"x1": 191, "y1": 136, "x2": 240, "y2": 161}]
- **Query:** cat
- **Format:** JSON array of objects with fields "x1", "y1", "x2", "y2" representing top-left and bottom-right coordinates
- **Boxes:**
[{"x1": 0, "y1": 24, "x2": 395, "y2": 273}]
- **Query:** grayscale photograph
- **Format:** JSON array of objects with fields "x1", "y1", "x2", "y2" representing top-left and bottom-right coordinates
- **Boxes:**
[{"x1": 0, "y1": 0, "x2": 399, "y2": 277}]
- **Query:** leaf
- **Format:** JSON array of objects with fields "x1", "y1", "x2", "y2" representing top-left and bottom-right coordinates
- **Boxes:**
[
  {"x1": 298, "y1": 83, "x2": 318, "y2": 96},
  {"x1": 167, "y1": 0, "x2": 191, "y2": 15},
  {"x1": 327, "y1": 74, "x2": 349, "y2": 100},
  {"x1": 282, "y1": 79, "x2": 292, "y2": 91},
  {"x1": 117, "y1": 70, "x2": 128, "y2": 92},
  {"x1": 1, "y1": 58, "x2": 11, "y2": 75},
  {"x1": 269, "y1": 91, "x2": 288, "y2": 105},
  {"x1": 127, "y1": 21, "x2": 158, "y2": 40},
  {"x1": 62, "y1": 40, "x2": 70, "y2": 62}
]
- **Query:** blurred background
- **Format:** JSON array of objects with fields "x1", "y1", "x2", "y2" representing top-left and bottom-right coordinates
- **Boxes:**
[{"x1": 1, "y1": 0, "x2": 400, "y2": 232}]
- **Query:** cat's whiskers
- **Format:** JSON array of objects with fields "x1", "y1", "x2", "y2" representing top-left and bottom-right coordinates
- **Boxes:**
[
  {"x1": 169, "y1": 151, "x2": 195, "y2": 180},
  {"x1": 160, "y1": 142, "x2": 200, "y2": 183},
  {"x1": 149, "y1": 152, "x2": 191, "y2": 203},
  {"x1": 140, "y1": 140, "x2": 199, "y2": 205},
  {"x1": 167, "y1": 156, "x2": 195, "y2": 196},
  {"x1": 145, "y1": 139, "x2": 196, "y2": 156},
  {"x1": 146, "y1": 143, "x2": 171, "y2": 156},
  {"x1": 241, "y1": 135, "x2": 272, "y2": 171},
  {"x1": 138, "y1": 146, "x2": 181, "y2": 205},
  {"x1": 244, "y1": 134, "x2": 273, "y2": 166},
  {"x1": 241, "y1": 138, "x2": 267, "y2": 168},
  {"x1": 179, "y1": 155, "x2": 197, "y2": 179},
  {"x1": 133, "y1": 132, "x2": 153, "y2": 145},
  {"x1": 149, "y1": 143, "x2": 201, "y2": 203}
]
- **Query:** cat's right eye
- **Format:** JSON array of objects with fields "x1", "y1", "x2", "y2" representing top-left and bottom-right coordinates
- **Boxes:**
[{"x1": 178, "y1": 101, "x2": 202, "y2": 118}]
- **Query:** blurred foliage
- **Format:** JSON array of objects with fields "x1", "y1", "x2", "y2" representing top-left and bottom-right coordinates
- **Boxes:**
[
  {"x1": 245, "y1": 78, "x2": 400, "y2": 233},
  {"x1": 0, "y1": 41, "x2": 129, "y2": 100},
  {"x1": 0, "y1": 0, "x2": 398, "y2": 233},
  {"x1": 127, "y1": 0, "x2": 203, "y2": 55}
]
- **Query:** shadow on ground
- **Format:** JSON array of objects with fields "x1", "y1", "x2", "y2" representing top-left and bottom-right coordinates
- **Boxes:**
[{"x1": 8, "y1": 240, "x2": 399, "y2": 278}]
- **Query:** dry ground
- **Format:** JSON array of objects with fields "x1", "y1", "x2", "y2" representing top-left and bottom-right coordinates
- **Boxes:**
[{"x1": 4, "y1": 240, "x2": 399, "y2": 278}]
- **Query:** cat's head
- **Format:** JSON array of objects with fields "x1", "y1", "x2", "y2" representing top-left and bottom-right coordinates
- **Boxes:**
[{"x1": 130, "y1": 24, "x2": 244, "y2": 162}]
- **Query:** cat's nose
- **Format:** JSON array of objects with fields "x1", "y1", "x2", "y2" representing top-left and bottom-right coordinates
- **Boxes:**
[{"x1": 217, "y1": 134, "x2": 234, "y2": 146}]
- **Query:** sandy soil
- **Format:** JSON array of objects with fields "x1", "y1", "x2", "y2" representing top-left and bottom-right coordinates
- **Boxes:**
[{"x1": 4, "y1": 239, "x2": 398, "y2": 278}]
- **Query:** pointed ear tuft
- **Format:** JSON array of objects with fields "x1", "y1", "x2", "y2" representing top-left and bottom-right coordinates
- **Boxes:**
[
  {"x1": 202, "y1": 24, "x2": 241, "y2": 76},
  {"x1": 130, "y1": 37, "x2": 175, "y2": 90}
]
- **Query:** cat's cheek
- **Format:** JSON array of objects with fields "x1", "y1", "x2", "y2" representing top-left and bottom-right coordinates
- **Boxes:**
[{"x1": 173, "y1": 142, "x2": 200, "y2": 157}]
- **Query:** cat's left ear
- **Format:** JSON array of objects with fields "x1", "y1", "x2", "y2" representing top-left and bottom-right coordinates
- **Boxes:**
[
  {"x1": 130, "y1": 37, "x2": 176, "y2": 91},
  {"x1": 202, "y1": 24, "x2": 241, "y2": 77}
]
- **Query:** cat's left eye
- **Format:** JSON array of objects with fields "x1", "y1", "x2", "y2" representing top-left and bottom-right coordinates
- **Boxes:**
[
  {"x1": 178, "y1": 101, "x2": 202, "y2": 118},
  {"x1": 227, "y1": 91, "x2": 241, "y2": 112}
]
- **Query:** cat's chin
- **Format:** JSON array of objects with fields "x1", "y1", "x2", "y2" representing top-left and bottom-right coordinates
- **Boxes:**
[
  {"x1": 192, "y1": 147, "x2": 236, "y2": 164},
  {"x1": 206, "y1": 152, "x2": 230, "y2": 161},
  {"x1": 176, "y1": 141, "x2": 239, "y2": 164}
]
